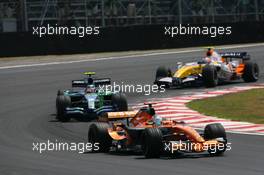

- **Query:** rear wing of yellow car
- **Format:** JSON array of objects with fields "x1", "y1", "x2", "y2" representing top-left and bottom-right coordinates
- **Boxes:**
[{"x1": 219, "y1": 52, "x2": 250, "y2": 60}]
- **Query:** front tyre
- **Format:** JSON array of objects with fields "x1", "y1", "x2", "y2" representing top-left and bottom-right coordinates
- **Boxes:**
[
  {"x1": 204, "y1": 123, "x2": 227, "y2": 156},
  {"x1": 56, "y1": 95, "x2": 71, "y2": 122},
  {"x1": 155, "y1": 66, "x2": 172, "y2": 88},
  {"x1": 155, "y1": 66, "x2": 171, "y2": 80},
  {"x1": 142, "y1": 128, "x2": 163, "y2": 158},
  {"x1": 88, "y1": 122, "x2": 112, "y2": 152},
  {"x1": 57, "y1": 90, "x2": 64, "y2": 96}
]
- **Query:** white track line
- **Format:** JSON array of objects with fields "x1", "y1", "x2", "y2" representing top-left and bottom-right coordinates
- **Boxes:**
[{"x1": 1, "y1": 43, "x2": 264, "y2": 70}]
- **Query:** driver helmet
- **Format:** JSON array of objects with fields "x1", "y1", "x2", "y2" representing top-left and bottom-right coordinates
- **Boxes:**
[
  {"x1": 206, "y1": 48, "x2": 214, "y2": 57},
  {"x1": 148, "y1": 107, "x2": 155, "y2": 116},
  {"x1": 86, "y1": 84, "x2": 96, "y2": 93},
  {"x1": 87, "y1": 77, "x2": 94, "y2": 85}
]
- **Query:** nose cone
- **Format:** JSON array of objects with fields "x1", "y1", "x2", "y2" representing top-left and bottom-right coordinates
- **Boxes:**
[{"x1": 175, "y1": 64, "x2": 202, "y2": 78}]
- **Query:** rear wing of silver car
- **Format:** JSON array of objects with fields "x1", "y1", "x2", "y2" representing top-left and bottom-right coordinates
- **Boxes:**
[
  {"x1": 219, "y1": 52, "x2": 250, "y2": 60},
  {"x1": 72, "y1": 78, "x2": 111, "y2": 87}
]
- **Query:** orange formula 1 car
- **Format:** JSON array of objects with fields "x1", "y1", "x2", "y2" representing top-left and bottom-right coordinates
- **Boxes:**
[{"x1": 88, "y1": 103, "x2": 228, "y2": 158}]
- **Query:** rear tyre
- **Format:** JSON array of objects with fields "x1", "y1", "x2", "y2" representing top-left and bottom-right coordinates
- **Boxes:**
[
  {"x1": 204, "y1": 123, "x2": 227, "y2": 155},
  {"x1": 202, "y1": 65, "x2": 218, "y2": 87},
  {"x1": 56, "y1": 95, "x2": 71, "y2": 122},
  {"x1": 242, "y1": 61, "x2": 259, "y2": 82},
  {"x1": 112, "y1": 93, "x2": 128, "y2": 111},
  {"x1": 88, "y1": 122, "x2": 112, "y2": 152},
  {"x1": 142, "y1": 128, "x2": 163, "y2": 158}
]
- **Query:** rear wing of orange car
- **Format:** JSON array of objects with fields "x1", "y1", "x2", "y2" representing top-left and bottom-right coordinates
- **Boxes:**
[
  {"x1": 98, "y1": 110, "x2": 153, "y2": 127},
  {"x1": 98, "y1": 111, "x2": 137, "y2": 122}
]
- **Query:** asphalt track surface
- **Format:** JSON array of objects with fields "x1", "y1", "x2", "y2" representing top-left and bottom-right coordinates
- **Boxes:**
[{"x1": 0, "y1": 45, "x2": 264, "y2": 175}]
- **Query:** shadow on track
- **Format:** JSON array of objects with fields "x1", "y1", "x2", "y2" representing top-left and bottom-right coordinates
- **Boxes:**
[
  {"x1": 83, "y1": 149, "x2": 225, "y2": 160},
  {"x1": 48, "y1": 114, "x2": 96, "y2": 123}
]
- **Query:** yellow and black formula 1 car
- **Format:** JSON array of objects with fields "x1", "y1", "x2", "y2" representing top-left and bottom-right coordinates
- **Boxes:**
[
  {"x1": 88, "y1": 104, "x2": 228, "y2": 158},
  {"x1": 154, "y1": 52, "x2": 259, "y2": 88}
]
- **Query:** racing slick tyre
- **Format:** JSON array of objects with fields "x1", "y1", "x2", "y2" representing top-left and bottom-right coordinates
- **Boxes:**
[
  {"x1": 112, "y1": 93, "x2": 128, "y2": 111},
  {"x1": 202, "y1": 65, "x2": 218, "y2": 87},
  {"x1": 88, "y1": 122, "x2": 112, "y2": 152},
  {"x1": 142, "y1": 128, "x2": 163, "y2": 158},
  {"x1": 57, "y1": 90, "x2": 64, "y2": 96},
  {"x1": 56, "y1": 95, "x2": 71, "y2": 122},
  {"x1": 156, "y1": 66, "x2": 169, "y2": 79},
  {"x1": 204, "y1": 123, "x2": 227, "y2": 156},
  {"x1": 242, "y1": 61, "x2": 259, "y2": 82},
  {"x1": 155, "y1": 66, "x2": 172, "y2": 88}
]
